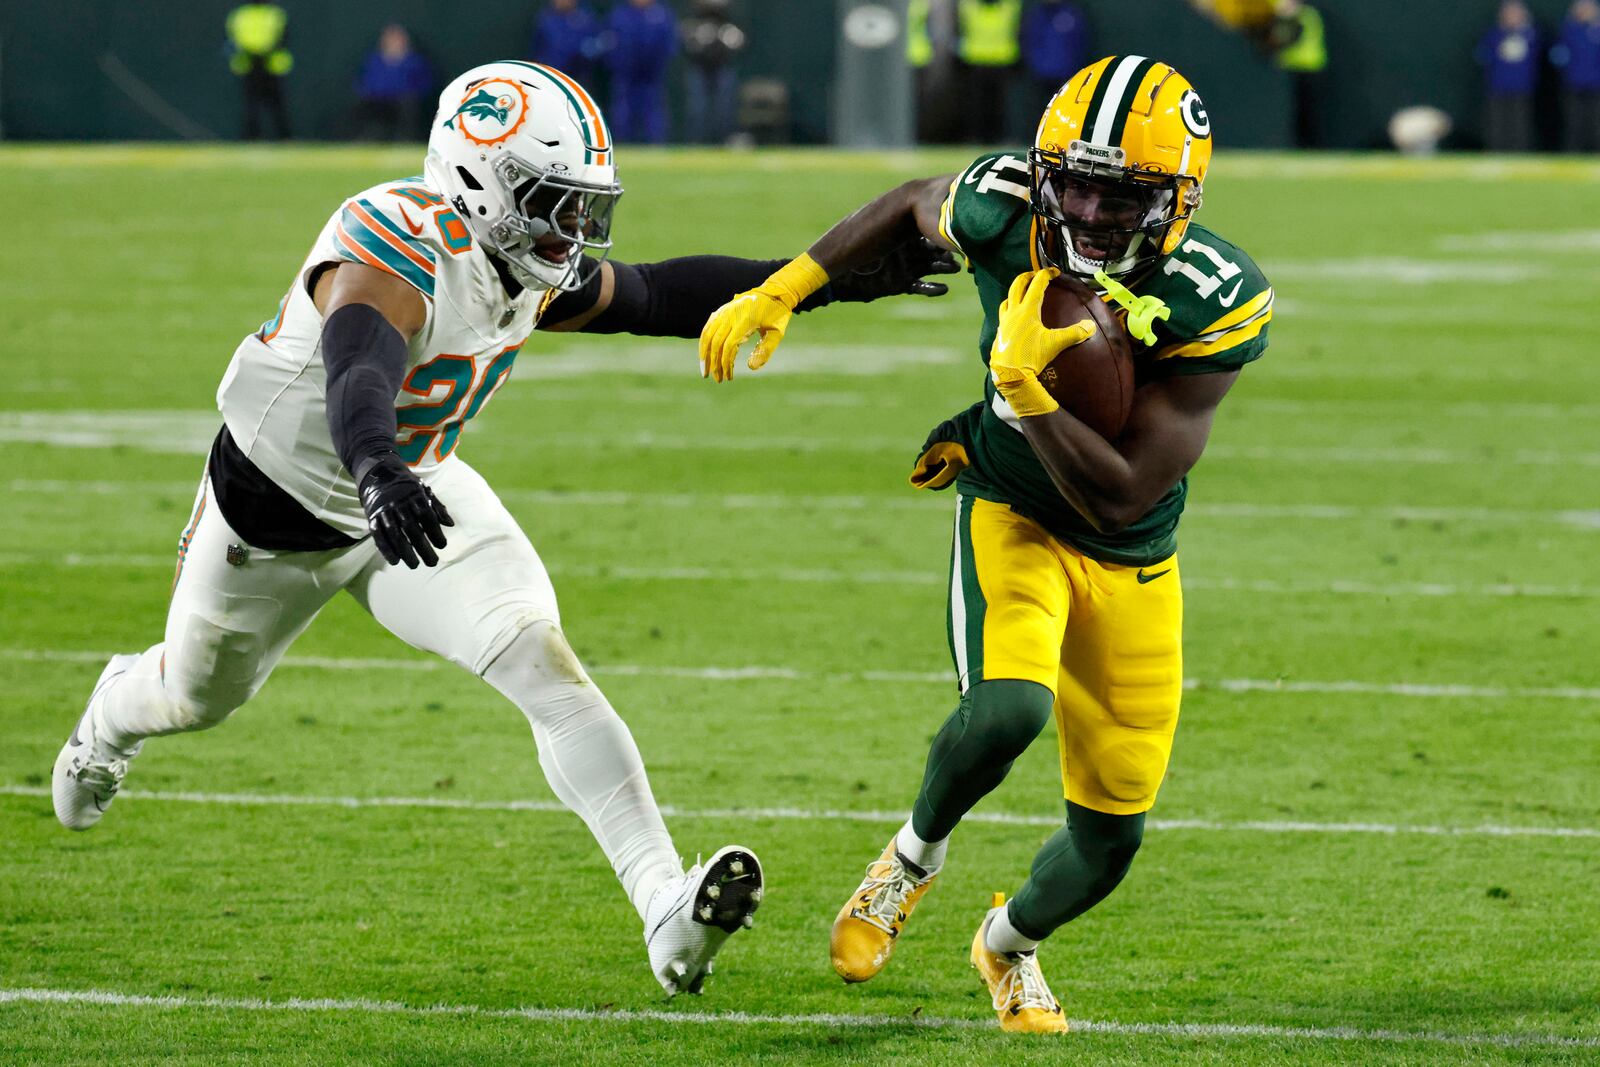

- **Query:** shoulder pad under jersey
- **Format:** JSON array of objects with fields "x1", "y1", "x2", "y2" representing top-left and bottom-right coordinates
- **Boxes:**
[
  {"x1": 938, "y1": 152, "x2": 1033, "y2": 257},
  {"x1": 331, "y1": 180, "x2": 476, "y2": 301}
]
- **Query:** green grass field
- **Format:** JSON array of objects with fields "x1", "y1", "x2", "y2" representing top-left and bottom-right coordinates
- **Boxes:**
[{"x1": 2, "y1": 145, "x2": 1598, "y2": 1065}]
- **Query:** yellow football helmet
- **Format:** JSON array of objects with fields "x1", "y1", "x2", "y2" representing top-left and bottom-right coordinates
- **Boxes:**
[{"x1": 1030, "y1": 55, "x2": 1213, "y2": 281}]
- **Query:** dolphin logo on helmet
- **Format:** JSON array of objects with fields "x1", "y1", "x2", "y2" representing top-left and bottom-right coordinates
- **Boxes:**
[{"x1": 444, "y1": 87, "x2": 513, "y2": 130}]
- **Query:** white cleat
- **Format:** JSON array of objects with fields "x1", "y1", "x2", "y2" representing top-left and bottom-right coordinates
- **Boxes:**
[
  {"x1": 52, "y1": 655, "x2": 142, "y2": 831},
  {"x1": 644, "y1": 845, "x2": 763, "y2": 996}
]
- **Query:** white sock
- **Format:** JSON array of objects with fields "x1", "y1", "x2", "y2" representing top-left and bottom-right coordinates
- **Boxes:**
[
  {"x1": 95, "y1": 645, "x2": 182, "y2": 749},
  {"x1": 485, "y1": 622, "x2": 682, "y2": 922},
  {"x1": 894, "y1": 818, "x2": 947, "y2": 876},
  {"x1": 985, "y1": 901, "x2": 1041, "y2": 956}
]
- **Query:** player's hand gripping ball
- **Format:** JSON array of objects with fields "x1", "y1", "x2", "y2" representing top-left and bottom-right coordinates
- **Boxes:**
[
  {"x1": 989, "y1": 269, "x2": 1097, "y2": 416},
  {"x1": 1036, "y1": 271, "x2": 1137, "y2": 440}
]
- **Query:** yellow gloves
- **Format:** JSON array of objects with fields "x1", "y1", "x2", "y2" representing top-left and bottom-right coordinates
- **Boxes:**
[
  {"x1": 909, "y1": 440, "x2": 970, "y2": 490},
  {"x1": 699, "y1": 253, "x2": 830, "y2": 382},
  {"x1": 990, "y1": 269, "x2": 1096, "y2": 418},
  {"x1": 1093, "y1": 269, "x2": 1170, "y2": 347}
]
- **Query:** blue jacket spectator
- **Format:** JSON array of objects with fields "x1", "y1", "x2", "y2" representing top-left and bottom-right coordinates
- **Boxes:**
[
  {"x1": 1551, "y1": 0, "x2": 1600, "y2": 150},
  {"x1": 1552, "y1": 0, "x2": 1600, "y2": 89},
  {"x1": 606, "y1": 0, "x2": 679, "y2": 143},
  {"x1": 1477, "y1": 3, "x2": 1541, "y2": 96},
  {"x1": 1021, "y1": 0, "x2": 1088, "y2": 88},
  {"x1": 1477, "y1": 1, "x2": 1541, "y2": 151},
  {"x1": 532, "y1": 0, "x2": 603, "y2": 84},
  {"x1": 356, "y1": 24, "x2": 433, "y2": 141}
]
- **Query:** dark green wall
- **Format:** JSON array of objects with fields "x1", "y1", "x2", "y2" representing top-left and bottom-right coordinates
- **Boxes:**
[{"x1": 0, "y1": 1, "x2": 1582, "y2": 148}]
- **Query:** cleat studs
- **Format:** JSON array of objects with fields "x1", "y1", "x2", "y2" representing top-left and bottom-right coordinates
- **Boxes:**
[
  {"x1": 741, "y1": 915, "x2": 754, "y2": 929},
  {"x1": 751, "y1": 888, "x2": 763, "y2": 904},
  {"x1": 706, "y1": 884, "x2": 721, "y2": 900},
  {"x1": 699, "y1": 905, "x2": 715, "y2": 921},
  {"x1": 729, "y1": 860, "x2": 745, "y2": 876}
]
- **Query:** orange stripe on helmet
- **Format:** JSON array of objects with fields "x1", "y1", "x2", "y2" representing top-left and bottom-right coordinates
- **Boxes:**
[{"x1": 535, "y1": 63, "x2": 610, "y2": 150}]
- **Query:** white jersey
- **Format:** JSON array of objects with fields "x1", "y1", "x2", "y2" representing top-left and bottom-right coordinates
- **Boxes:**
[{"x1": 217, "y1": 178, "x2": 558, "y2": 538}]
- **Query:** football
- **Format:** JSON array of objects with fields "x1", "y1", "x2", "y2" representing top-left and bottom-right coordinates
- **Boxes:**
[{"x1": 1035, "y1": 273, "x2": 1136, "y2": 441}]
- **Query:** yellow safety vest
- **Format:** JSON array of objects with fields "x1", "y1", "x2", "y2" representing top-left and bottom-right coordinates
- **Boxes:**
[
  {"x1": 227, "y1": 4, "x2": 293, "y2": 75},
  {"x1": 907, "y1": 0, "x2": 933, "y2": 68},
  {"x1": 1277, "y1": 6, "x2": 1327, "y2": 73},
  {"x1": 958, "y1": 0, "x2": 1021, "y2": 67}
]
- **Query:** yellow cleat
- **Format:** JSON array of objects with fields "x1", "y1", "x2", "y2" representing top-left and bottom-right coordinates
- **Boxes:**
[
  {"x1": 970, "y1": 893, "x2": 1069, "y2": 1034},
  {"x1": 830, "y1": 837, "x2": 938, "y2": 983}
]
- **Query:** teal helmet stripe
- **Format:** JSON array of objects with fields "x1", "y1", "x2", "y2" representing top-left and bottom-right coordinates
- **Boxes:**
[{"x1": 499, "y1": 59, "x2": 606, "y2": 164}]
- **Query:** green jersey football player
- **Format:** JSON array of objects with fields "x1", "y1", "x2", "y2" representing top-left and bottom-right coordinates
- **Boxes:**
[{"x1": 699, "y1": 55, "x2": 1273, "y2": 1033}]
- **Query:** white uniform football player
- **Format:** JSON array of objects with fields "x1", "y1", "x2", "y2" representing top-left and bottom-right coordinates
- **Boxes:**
[{"x1": 50, "y1": 61, "x2": 956, "y2": 996}]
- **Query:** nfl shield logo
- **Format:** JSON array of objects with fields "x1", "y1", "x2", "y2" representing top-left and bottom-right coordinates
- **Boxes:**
[{"x1": 226, "y1": 544, "x2": 250, "y2": 567}]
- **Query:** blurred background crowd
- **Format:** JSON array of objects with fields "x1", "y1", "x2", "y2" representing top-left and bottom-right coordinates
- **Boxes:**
[{"x1": 3, "y1": 0, "x2": 1598, "y2": 152}]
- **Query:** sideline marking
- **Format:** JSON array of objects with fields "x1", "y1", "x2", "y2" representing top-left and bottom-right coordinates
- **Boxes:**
[
  {"x1": 2, "y1": 785, "x2": 1595, "y2": 839},
  {"x1": 6, "y1": 648, "x2": 1599, "y2": 701},
  {"x1": 0, "y1": 986, "x2": 1596, "y2": 1048}
]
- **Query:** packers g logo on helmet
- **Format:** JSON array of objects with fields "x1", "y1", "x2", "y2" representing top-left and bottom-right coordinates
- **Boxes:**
[
  {"x1": 1179, "y1": 89, "x2": 1211, "y2": 139},
  {"x1": 1029, "y1": 55, "x2": 1213, "y2": 281}
]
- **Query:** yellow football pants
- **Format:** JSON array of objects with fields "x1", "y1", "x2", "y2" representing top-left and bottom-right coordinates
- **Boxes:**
[{"x1": 948, "y1": 495, "x2": 1184, "y2": 815}]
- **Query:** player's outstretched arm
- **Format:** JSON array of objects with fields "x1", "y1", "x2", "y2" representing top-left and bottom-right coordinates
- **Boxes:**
[
  {"x1": 314, "y1": 263, "x2": 453, "y2": 569},
  {"x1": 539, "y1": 246, "x2": 958, "y2": 340},
  {"x1": 696, "y1": 175, "x2": 958, "y2": 382}
]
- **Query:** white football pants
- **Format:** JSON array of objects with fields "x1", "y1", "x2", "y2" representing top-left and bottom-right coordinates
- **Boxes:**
[{"x1": 94, "y1": 457, "x2": 681, "y2": 919}]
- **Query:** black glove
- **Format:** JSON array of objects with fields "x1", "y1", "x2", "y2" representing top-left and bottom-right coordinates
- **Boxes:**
[
  {"x1": 827, "y1": 238, "x2": 962, "y2": 303},
  {"x1": 357, "y1": 453, "x2": 454, "y2": 568}
]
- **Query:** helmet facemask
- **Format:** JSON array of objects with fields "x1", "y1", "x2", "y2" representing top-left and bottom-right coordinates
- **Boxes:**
[
  {"x1": 484, "y1": 154, "x2": 621, "y2": 292},
  {"x1": 1030, "y1": 142, "x2": 1201, "y2": 283}
]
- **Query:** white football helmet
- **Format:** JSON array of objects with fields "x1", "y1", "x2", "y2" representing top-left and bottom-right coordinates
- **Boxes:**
[{"x1": 425, "y1": 61, "x2": 621, "y2": 292}]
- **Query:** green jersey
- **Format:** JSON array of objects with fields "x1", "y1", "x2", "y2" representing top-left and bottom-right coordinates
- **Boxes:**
[{"x1": 934, "y1": 151, "x2": 1275, "y2": 566}]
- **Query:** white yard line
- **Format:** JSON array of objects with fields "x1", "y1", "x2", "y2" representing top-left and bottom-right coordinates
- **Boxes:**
[
  {"x1": 0, "y1": 986, "x2": 1595, "y2": 1049},
  {"x1": 4, "y1": 552, "x2": 1599, "y2": 601},
  {"x1": 6, "y1": 648, "x2": 1599, "y2": 702},
  {"x1": 1, "y1": 784, "x2": 1595, "y2": 840},
  {"x1": 11, "y1": 478, "x2": 1599, "y2": 530},
  {"x1": 6, "y1": 413, "x2": 1600, "y2": 467}
]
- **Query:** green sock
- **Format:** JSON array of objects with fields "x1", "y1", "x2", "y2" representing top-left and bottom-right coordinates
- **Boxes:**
[
  {"x1": 910, "y1": 679, "x2": 1054, "y2": 842},
  {"x1": 1008, "y1": 800, "x2": 1145, "y2": 941}
]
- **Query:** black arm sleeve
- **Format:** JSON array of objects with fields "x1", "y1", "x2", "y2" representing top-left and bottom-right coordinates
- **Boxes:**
[
  {"x1": 546, "y1": 256, "x2": 837, "y2": 338},
  {"x1": 322, "y1": 303, "x2": 409, "y2": 482}
]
